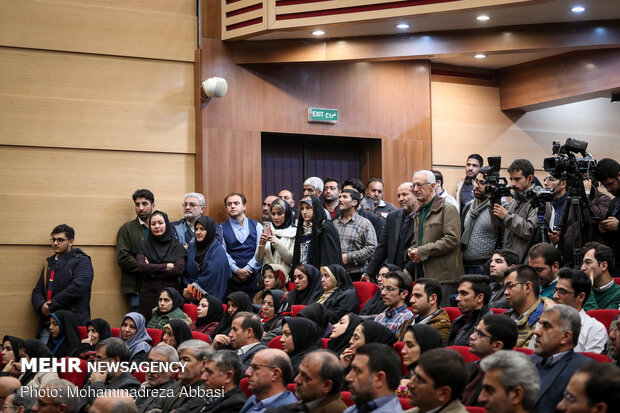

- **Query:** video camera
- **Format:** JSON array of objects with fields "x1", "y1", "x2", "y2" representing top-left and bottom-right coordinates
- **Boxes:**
[
  {"x1": 543, "y1": 138, "x2": 597, "y2": 181},
  {"x1": 479, "y1": 156, "x2": 512, "y2": 204},
  {"x1": 526, "y1": 186, "x2": 555, "y2": 210}
]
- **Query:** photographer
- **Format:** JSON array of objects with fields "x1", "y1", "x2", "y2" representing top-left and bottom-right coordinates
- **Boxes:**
[
  {"x1": 593, "y1": 158, "x2": 620, "y2": 270},
  {"x1": 493, "y1": 159, "x2": 551, "y2": 261}
]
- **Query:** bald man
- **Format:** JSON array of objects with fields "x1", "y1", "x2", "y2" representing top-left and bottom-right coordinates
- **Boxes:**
[
  {"x1": 91, "y1": 393, "x2": 137, "y2": 413},
  {"x1": 0, "y1": 376, "x2": 21, "y2": 406}
]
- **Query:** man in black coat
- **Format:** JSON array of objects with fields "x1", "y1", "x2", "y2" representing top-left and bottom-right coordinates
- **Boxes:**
[
  {"x1": 136, "y1": 345, "x2": 178, "y2": 413},
  {"x1": 594, "y1": 158, "x2": 620, "y2": 273},
  {"x1": 200, "y1": 350, "x2": 247, "y2": 413},
  {"x1": 31, "y1": 224, "x2": 94, "y2": 339},
  {"x1": 362, "y1": 182, "x2": 418, "y2": 281}
]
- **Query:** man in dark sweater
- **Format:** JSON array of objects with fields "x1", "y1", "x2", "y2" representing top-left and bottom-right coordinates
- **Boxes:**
[
  {"x1": 447, "y1": 275, "x2": 491, "y2": 346},
  {"x1": 200, "y1": 350, "x2": 247, "y2": 413}
]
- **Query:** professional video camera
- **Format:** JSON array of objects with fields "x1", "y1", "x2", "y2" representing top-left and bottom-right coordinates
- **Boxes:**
[
  {"x1": 543, "y1": 138, "x2": 597, "y2": 182},
  {"x1": 479, "y1": 156, "x2": 511, "y2": 204},
  {"x1": 526, "y1": 186, "x2": 555, "y2": 209}
]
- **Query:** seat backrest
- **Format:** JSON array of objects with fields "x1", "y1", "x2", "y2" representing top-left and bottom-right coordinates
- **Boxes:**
[
  {"x1": 466, "y1": 407, "x2": 487, "y2": 413},
  {"x1": 133, "y1": 371, "x2": 147, "y2": 383},
  {"x1": 392, "y1": 342, "x2": 409, "y2": 376},
  {"x1": 240, "y1": 377, "x2": 252, "y2": 397},
  {"x1": 288, "y1": 281, "x2": 296, "y2": 291},
  {"x1": 614, "y1": 277, "x2": 620, "y2": 286},
  {"x1": 78, "y1": 325, "x2": 88, "y2": 340},
  {"x1": 57, "y1": 357, "x2": 88, "y2": 388},
  {"x1": 586, "y1": 309, "x2": 619, "y2": 332},
  {"x1": 269, "y1": 335, "x2": 284, "y2": 350},
  {"x1": 353, "y1": 282, "x2": 379, "y2": 313},
  {"x1": 321, "y1": 338, "x2": 329, "y2": 349},
  {"x1": 287, "y1": 382, "x2": 297, "y2": 393},
  {"x1": 192, "y1": 331, "x2": 211, "y2": 343},
  {"x1": 399, "y1": 398, "x2": 413, "y2": 410},
  {"x1": 444, "y1": 307, "x2": 462, "y2": 323},
  {"x1": 291, "y1": 305, "x2": 306, "y2": 317},
  {"x1": 111, "y1": 327, "x2": 121, "y2": 338},
  {"x1": 341, "y1": 391, "x2": 354, "y2": 407},
  {"x1": 182, "y1": 303, "x2": 198, "y2": 322},
  {"x1": 447, "y1": 346, "x2": 480, "y2": 363},
  {"x1": 146, "y1": 328, "x2": 163, "y2": 346},
  {"x1": 490, "y1": 308, "x2": 507, "y2": 315},
  {"x1": 579, "y1": 352, "x2": 612, "y2": 363},
  {"x1": 513, "y1": 347, "x2": 534, "y2": 356}
]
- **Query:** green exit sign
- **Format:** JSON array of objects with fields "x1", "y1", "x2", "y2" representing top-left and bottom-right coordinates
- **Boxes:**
[{"x1": 307, "y1": 108, "x2": 339, "y2": 124}]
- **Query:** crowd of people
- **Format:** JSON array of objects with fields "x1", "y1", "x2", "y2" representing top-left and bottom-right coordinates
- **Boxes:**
[{"x1": 2, "y1": 155, "x2": 620, "y2": 412}]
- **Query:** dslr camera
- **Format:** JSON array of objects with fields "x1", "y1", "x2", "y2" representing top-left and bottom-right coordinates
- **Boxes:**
[{"x1": 479, "y1": 156, "x2": 511, "y2": 204}]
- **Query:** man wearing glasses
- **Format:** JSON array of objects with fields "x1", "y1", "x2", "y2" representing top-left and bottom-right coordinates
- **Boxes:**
[
  {"x1": 2, "y1": 386, "x2": 36, "y2": 413},
  {"x1": 31, "y1": 224, "x2": 94, "y2": 341},
  {"x1": 32, "y1": 379, "x2": 79, "y2": 413},
  {"x1": 374, "y1": 271, "x2": 413, "y2": 334},
  {"x1": 556, "y1": 363, "x2": 620, "y2": 413},
  {"x1": 171, "y1": 192, "x2": 222, "y2": 249},
  {"x1": 502, "y1": 265, "x2": 544, "y2": 348}
]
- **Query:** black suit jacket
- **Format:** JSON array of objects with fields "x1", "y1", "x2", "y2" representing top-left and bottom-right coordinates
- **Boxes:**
[
  {"x1": 200, "y1": 386, "x2": 247, "y2": 413},
  {"x1": 365, "y1": 209, "x2": 415, "y2": 277},
  {"x1": 239, "y1": 343, "x2": 268, "y2": 374},
  {"x1": 530, "y1": 350, "x2": 590, "y2": 413}
]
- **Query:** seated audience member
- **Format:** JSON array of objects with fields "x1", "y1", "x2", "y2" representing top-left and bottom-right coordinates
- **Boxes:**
[
  {"x1": 36, "y1": 379, "x2": 79, "y2": 413},
  {"x1": 488, "y1": 249, "x2": 519, "y2": 309},
  {"x1": 255, "y1": 199, "x2": 296, "y2": 274},
  {"x1": 344, "y1": 343, "x2": 403, "y2": 413},
  {"x1": 581, "y1": 242, "x2": 620, "y2": 310},
  {"x1": 399, "y1": 324, "x2": 443, "y2": 396},
  {"x1": 135, "y1": 344, "x2": 178, "y2": 413},
  {"x1": 340, "y1": 320, "x2": 397, "y2": 370},
  {"x1": 161, "y1": 319, "x2": 193, "y2": 349},
  {"x1": 214, "y1": 312, "x2": 267, "y2": 373},
  {"x1": 120, "y1": 312, "x2": 152, "y2": 364},
  {"x1": 4, "y1": 386, "x2": 36, "y2": 412},
  {"x1": 503, "y1": 265, "x2": 545, "y2": 347},
  {"x1": 530, "y1": 304, "x2": 590, "y2": 413},
  {"x1": 328, "y1": 313, "x2": 364, "y2": 358},
  {"x1": 556, "y1": 362, "x2": 620, "y2": 413},
  {"x1": 292, "y1": 196, "x2": 342, "y2": 270},
  {"x1": 77, "y1": 318, "x2": 112, "y2": 361},
  {"x1": 297, "y1": 303, "x2": 334, "y2": 338},
  {"x1": 210, "y1": 291, "x2": 253, "y2": 340},
  {"x1": 221, "y1": 193, "x2": 263, "y2": 299},
  {"x1": 478, "y1": 350, "x2": 540, "y2": 413},
  {"x1": 200, "y1": 350, "x2": 247, "y2": 413},
  {"x1": 0, "y1": 377, "x2": 21, "y2": 407},
  {"x1": 239, "y1": 349, "x2": 298, "y2": 413},
  {"x1": 147, "y1": 287, "x2": 191, "y2": 329},
  {"x1": 375, "y1": 270, "x2": 413, "y2": 334},
  {"x1": 462, "y1": 314, "x2": 518, "y2": 406},
  {"x1": 269, "y1": 349, "x2": 346, "y2": 413},
  {"x1": 318, "y1": 265, "x2": 360, "y2": 324},
  {"x1": 551, "y1": 268, "x2": 607, "y2": 353},
  {"x1": 190, "y1": 295, "x2": 223, "y2": 336},
  {"x1": 47, "y1": 310, "x2": 80, "y2": 359},
  {"x1": 360, "y1": 264, "x2": 396, "y2": 316},
  {"x1": 1, "y1": 336, "x2": 24, "y2": 377},
  {"x1": 286, "y1": 264, "x2": 324, "y2": 306},
  {"x1": 406, "y1": 348, "x2": 469, "y2": 413},
  {"x1": 183, "y1": 216, "x2": 230, "y2": 302},
  {"x1": 261, "y1": 290, "x2": 292, "y2": 345},
  {"x1": 137, "y1": 210, "x2": 187, "y2": 322},
  {"x1": 254, "y1": 264, "x2": 288, "y2": 305},
  {"x1": 399, "y1": 278, "x2": 451, "y2": 342},
  {"x1": 528, "y1": 243, "x2": 561, "y2": 299},
  {"x1": 90, "y1": 392, "x2": 137, "y2": 413},
  {"x1": 17, "y1": 339, "x2": 59, "y2": 388},
  {"x1": 280, "y1": 318, "x2": 322, "y2": 377},
  {"x1": 159, "y1": 340, "x2": 212, "y2": 413},
  {"x1": 611, "y1": 314, "x2": 619, "y2": 367},
  {"x1": 447, "y1": 275, "x2": 492, "y2": 346},
  {"x1": 85, "y1": 338, "x2": 141, "y2": 400}
]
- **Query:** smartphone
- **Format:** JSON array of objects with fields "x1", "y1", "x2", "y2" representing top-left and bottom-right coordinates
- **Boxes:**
[
  {"x1": 592, "y1": 217, "x2": 604, "y2": 223},
  {"x1": 263, "y1": 222, "x2": 272, "y2": 234}
]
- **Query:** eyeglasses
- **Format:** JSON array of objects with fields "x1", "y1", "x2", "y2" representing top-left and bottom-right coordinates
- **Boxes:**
[
  {"x1": 562, "y1": 390, "x2": 586, "y2": 404},
  {"x1": 504, "y1": 282, "x2": 523, "y2": 290},
  {"x1": 380, "y1": 286, "x2": 405, "y2": 293},
  {"x1": 248, "y1": 363, "x2": 276, "y2": 372},
  {"x1": 473, "y1": 328, "x2": 492, "y2": 339},
  {"x1": 553, "y1": 287, "x2": 575, "y2": 297},
  {"x1": 411, "y1": 182, "x2": 431, "y2": 189},
  {"x1": 2, "y1": 404, "x2": 16, "y2": 411},
  {"x1": 182, "y1": 202, "x2": 200, "y2": 208},
  {"x1": 473, "y1": 179, "x2": 488, "y2": 186},
  {"x1": 35, "y1": 400, "x2": 60, "y2": 407},
  {"x1": 50, "y1": 237, "x2": 68, "y2": 244}
]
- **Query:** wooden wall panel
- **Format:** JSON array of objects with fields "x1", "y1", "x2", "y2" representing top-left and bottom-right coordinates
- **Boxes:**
[
  {"x1": 431, "y1": 81, "x2": 620, "y2": 196},
  {"x1": 0, "y1": 0, "x2": 196, "y2": 61},
  {"x1": 47, "y1": 0, "x2": 197, "y2": 15}
]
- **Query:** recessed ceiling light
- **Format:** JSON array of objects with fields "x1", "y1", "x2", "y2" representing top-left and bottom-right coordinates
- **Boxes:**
[
  {"x1": 571, "y1": 6, "x2": 585, "y2": 13},
  {"x1": 474, "y1": 53, "x2": 487, "y2": 59},
  {"x1": 477, "y1": 15, "x2": 490, "y2": 21},
  {"x1": 312, "y1": 30, "x2": 325, "y2": 36},
  {"x1": 396, "y1": 23, "x2": 410, "y2": 29}
]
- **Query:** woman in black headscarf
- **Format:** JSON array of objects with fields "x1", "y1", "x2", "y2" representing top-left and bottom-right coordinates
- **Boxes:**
[
  {"x1": 260, "y1": 289, "x2": 292, "y2": 345},
  {"x1": 291, "y1": 196, "x2": 342, "y2": 270},
  {"x1": 137, "y1": 210, "x2": 187, "y2": 322},
  {"x1": 360, "y1": 264, "x2": 399, "y2": 316},
  {"x1": 398, "y1": 324, "x2": 444, "y2": 397},
  {"x1": 47, "y1": 310, "x2": 81, "y2": 358},
  {"x1": 255, "y1": 198, "x2": 296, "y2": 275},
  {"x1": 210, "y1": 291, "x2": 253, "y2": 341},
  {"x1": 340, "y1": 319, "x2": 397, "y2": 369},
  {"x1": 183, "y1": 216, "x2": 230, "y2": 302},
  {"x1": 18, "y1": 339, "x2": 58, "y2": 387},
  {"x1": 286, "y1": 264, "x2": 323, "y2": 306},
  {"x1": 297, "y1": 303, "x2": 333, "y2": 338},
  {"x1": 1, "y1": 335, "x2": 24, "y2": 377},
  {"x1": 76, "y1": 318, "x2": 112, "y2": 361},
  {"x1": 280, "y1": 317, "x2": 322, "y2": 377},
  {"x1": 190, "y1": 295, "x2": 223, "y2": 337},
  {"x1": 318, "y1": 265, "x2": 360, "y2": 324},
  {"x1": 327, "y1": 313, "x2": 363, "y2": 357},
  {"x1": 254, "y1": 264, "x2": 288, "y2": 305},
  {"x1": 162, "y1": 319, "x2": 194, "y2": 349},
  {"x1": 147, "y1": 287, "x2": 191, "y2": 329}
]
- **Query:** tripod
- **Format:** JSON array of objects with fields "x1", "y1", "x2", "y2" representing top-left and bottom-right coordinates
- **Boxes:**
[
  {"x1": 558, "y1": 185, "x2": 594, "y2": 268},
  {"x1": 522, "y1": 203, "x2": 550, "y2": 263}
]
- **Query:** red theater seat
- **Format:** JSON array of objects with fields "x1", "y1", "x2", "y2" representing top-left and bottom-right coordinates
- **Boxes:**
[
  {"x1": 240, "y1": 377, "x2": 252, "y2": 397},
  {"x1": 111, "y1": 327, "x2": 121, "y2": 337},
  {"x1": 400, "y1": 398, "x2": 413, "y2": 410},
  {"x1": 322, "y1": 338, "x2": 329, "y2": 349},
  {"x1": 287, "y1": 383, "x2": 297, "y2": 393},
  {"x1": 288, "y1": 282, "x2": 296, "y2": 291},
  {"x1": 586, "y1": 309, "x2": 619, "y2": 332},
  {"x1": 580, "y1": 352, "x2": 612, "y2": 363},
  {"x1": 341, "y1": 391, "x2": 354, "y2": 407},
  {"x1": 58, "y1": 357, "x2": 88, "y2": 388},
  {"x1": 146, "y1": 328, "x2": 163, "y2": 346},
  {"x1": 447, "y1": 346, "x2": 480, "y2": 363},
  {"x1": 466, "y1": 407, "x2": 487, "y2": 413},
  {"x1": 353, "y1": 282, "x2": 379, "y2": 313},
  {"x1": 444, "y1": 307, "x2": 462, "y2": 323},
  {"x1": 393, "y1": 342, "x2": 409, "y2": 376},
  {"x1": 291, "y1": 305, "x2": 306, "y2": 317},
  {"x1": 269, "y1": 336, "x2": 284, "y2": 350},
  {"x1": 192, "y1": 331, "x2": 211, "y2": 343},
  {"x1": 614, "y1": 277, "x2": 620, "y2": 285},
  {"x1": 490, "y1": 308, "x2": 507, "y2": 315},
  {"x1": 133, "y1": 371, "x2": 147, "y2": 383},
  {"x1": 513, "y1": 347, "x2": 534, "y2": 356},
  {"x1": 78, "y1": 326, "x2": 88, "y2": 340},
  {"x1": 182, "y1": 304, "x2": 198, "y2": 322}
]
